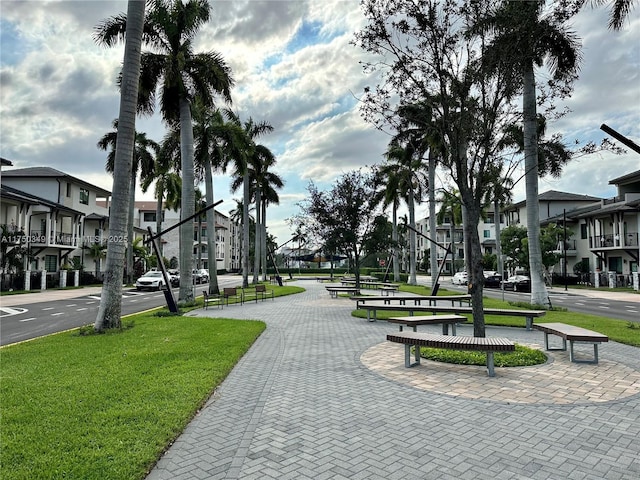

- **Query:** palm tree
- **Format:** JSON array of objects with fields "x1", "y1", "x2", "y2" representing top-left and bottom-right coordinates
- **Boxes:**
[
  {"x1": 476, "y1": 0, "x2": 581, "y2": 306},
  {"x1": 229, "y1": 198, "x2": 254, "y2": 274},
  {"x1": 383, "y1": 139, "x2": 428, "y2": 285},
  {"x1": 437, "y1": 189, "x2": 463, "y2": 275},
  {"x1": 291, "y1": 225, "x2": 307, "y2": 275},
  {"x1": 93, "y1": 0, "x2": 146, "y2": 331},
  {"x1": 140, "y1": 135, "x2": 182, "y2": 255},
  {"x1": 224, "y1": 113, "x2": 273, "y2": 288},
  {"x1": 591, "y1": 0, "x2": 636, "y2": 30},
  {"x1": 193, "y1": 105, "x2": 245, "y2": 293},
  {"x1": 94, "y1": 0, "x2": 234, "y2": 304},
  {"x1": 231, "y1": 143, "x2": 283, "y2": 283},
  {"x1": 98, "y1": 120, "x2": 158, "y2": 285},
  {"x1": 372, "y1": 164, "x2": 402, "y2": 282}
]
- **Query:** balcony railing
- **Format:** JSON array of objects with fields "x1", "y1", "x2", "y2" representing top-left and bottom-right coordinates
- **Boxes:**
[{"x1": 591, "y1": 232, "x2": 638, "y2": 248}]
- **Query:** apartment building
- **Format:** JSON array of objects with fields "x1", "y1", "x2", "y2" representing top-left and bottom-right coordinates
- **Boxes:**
[{"x1": 1, "y1": 165, "x2": 241, "y2": 291}]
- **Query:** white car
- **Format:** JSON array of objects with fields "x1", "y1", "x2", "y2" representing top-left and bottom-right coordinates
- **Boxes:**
[
  {"x1": 135, "y1": 271, "x2": 166, "y2": 291},
  {"x1": 451, "y1": 271, "x2": 468, "y2": 285}
]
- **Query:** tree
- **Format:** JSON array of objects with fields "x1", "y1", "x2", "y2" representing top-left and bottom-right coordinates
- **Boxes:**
[
  {"x1": 193, "y1": 106, "x2": 244, "y2": 294},
  {"x1": 93, "y1": 0, "x2": 145, "y2": 331},
  {"x1": 372, "y1": 163, "x2": 402, "y2": 282},
  {"x1": 299, "y1": 170, "x2": 383, "y2": 289},
  {"x1": 355, "y1": 1, "x2": 524, "y2": 336},
  {"x1": 224, "y1": 113, "x2": 273, "y2": 288},
  {"x1": 98, "y1": 120, "x2": 158, "y2": 284},
  {"x1": 437, "y1": 190, "x2": 464, "y2": 274},
  {"x1": 95, "y1": 0, "x2": 234, "y2": 304},
  {"x1": 591, "y1": 0, "x2": 636, "y2": 30},
  {"x1": 473, "y1": 0, "x2": 581, "y2": 307}
]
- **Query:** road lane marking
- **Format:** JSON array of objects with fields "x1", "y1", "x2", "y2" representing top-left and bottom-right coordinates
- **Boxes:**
[
  {"x1": 66, "y1": 304, "x2": 77, "y2": 307},
  {"x1": 19, "y1": 317, "x2": 36, "y2": 322},
  {"x1": 76, "y1": 308, "x2": 88, "y2": 312},
  {"x1": 41, "y1": 307, "x2": 54, "y2": 311},
  {"x1": 51, "y1": 312, "x2": 64, "y2": 316},
  {"x1": 0, "y1": 307, "x2": 28, "y2": 317}
]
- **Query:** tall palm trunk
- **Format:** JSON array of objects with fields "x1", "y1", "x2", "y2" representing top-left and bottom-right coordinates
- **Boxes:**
[
  {"x1": 408, "y1": 183, "x2": 417, "y2": 285},
  {"x1": 428, "y1": 151, "x2": 438, "y2": 289},
  {"x1": 261, "y1": 201, "x2": 268, "y2": 282},
  {"x1": 242, "y1": 172, "x2": 250, "y2": 288},
  {"x1": 155, "y1": 186, "x2": 163, "y2": 257},
  {"x1": 178, "y1": 97, "x2": 196, "y2": 304},
  {"x1": 523, "y1": 62, "x2": 550, "y2": 307},
  {"x1": 126, "y1": 173, "x2": 135, "y2": 284},
  {"x1": 494, "y1": 197, "x2": 503, "y2": 278},
  {"x1": 204, "y1": 160, "x2": 219, "y2": 294},
  {"x1": 94, "y1": 0, "x2": 145, "y2": 331},
  {"x1": 252, "y1": 192, "x2": 261, "y2": 284},
  {"x1": 392, "y1": 200, "x2": 399, "y2": 282}
]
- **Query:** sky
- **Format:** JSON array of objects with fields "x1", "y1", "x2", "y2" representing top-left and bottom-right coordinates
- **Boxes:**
[{"x1": 1, "y1": 0, "x2": 639, "y2": 246}]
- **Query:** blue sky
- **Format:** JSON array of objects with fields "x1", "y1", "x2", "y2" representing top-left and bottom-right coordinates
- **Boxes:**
[{"x1": 1, "y1": 1, "x2": 638, "y2": 245}]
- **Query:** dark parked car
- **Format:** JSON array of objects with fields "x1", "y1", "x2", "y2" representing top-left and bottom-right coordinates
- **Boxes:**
[
  {"x1": 167, "y1": 269, "x2": 180, "y2": 287},
  {"x1": 502, "y1": 275, "x2": 531, "y2": 292},
  {"x1": 483, "y1": 271, "x2": 502, "y2": 288}
]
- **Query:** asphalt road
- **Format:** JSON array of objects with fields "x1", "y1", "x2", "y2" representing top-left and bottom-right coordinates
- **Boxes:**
[
  {"x1": 446, "y1": 283, "x2": 640, "y2": 323},
  {"x1": 0, "y1": 276, "x2": 242, "y2": 347}
]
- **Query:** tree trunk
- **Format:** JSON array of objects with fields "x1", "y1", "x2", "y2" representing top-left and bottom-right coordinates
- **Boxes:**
[
  {"x1": 408, "y1": 183, "x2": 417, "y2": 285},
  {"x1": 242, "y1": 171, "x2": 250, "y2": 288},
  {"x1": 94, "y1": 0, "x2": 145, "y2": 331},
  {"x1": 261, "y1": 201, "x2": 268, "y2": 282},
  {"x1": 126, "y1": 173, "x2": 135, "y2": 284},
  {"x1": 178, "y1": 96, "x2": 196, "y2": 304},
  {"x1": 392, "y1": 201, "x2": 399, "y2": 282},
  {"x1": 253, "y1": 187, "x2": 261, "y2": 284},
  {"x1": 494, "y1": 197, "x2": 503, "y2": 278},
  {"x1": 428, "y1": 151, "x2": 438, "y2": 290},
  {"x1": 155, "y1": 187, "x2": 163, "y2": 257},
  {"x1": 523, "y1": 62, "x2": 550, "y2": 307},
  {"x1": 204, "y1": 159, "x2": 219, "y2": 295},
  {"x1": 462, "y1": 192, "x2": 486, "y2": 337}
]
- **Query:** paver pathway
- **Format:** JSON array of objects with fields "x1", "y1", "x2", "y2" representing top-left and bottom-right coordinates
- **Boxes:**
[{"x1": 147, "y1": 280, "x2": 640, "y2": 480}]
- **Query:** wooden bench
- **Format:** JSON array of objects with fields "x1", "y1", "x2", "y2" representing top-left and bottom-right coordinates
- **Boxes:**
[
  {"x1": 386, "y1": 332, "x2": 515, "y2": 377},
  {"x1": 379, "y1": 285, "x2": 399, "y2": 295},
  {"x1": 223, "y1": 287, "x2": 244, "y2": 305},
  {"x1": 202, "y1": 291, "x2": 223, "y2": 310},
  {"x1": 255, "y1": 284, "x2": 274, "y2": 301},
  {"x1": 533, "y1": 322, "x2": 609, "y2": 364},
  {"x1": 357, "y1": 303, "x2": 545, "y2": 330},
  {"x1": 352, "y1": 295, "x2": 472, "y2": 307},
  {"x1": 387, "y1": 314, "x2": 467, "y2": 335},
  {"x1": 326, "y1": 286, "x2": 360, "y2": 298}
]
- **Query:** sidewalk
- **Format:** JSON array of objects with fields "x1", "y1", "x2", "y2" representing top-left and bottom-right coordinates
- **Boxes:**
[{"x1": 146, "y1": 280, "x2": 640, "y2": 480}]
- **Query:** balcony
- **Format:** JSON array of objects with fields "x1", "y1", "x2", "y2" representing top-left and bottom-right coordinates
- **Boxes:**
[{"x1": 591, "y1": 232, "x2": 638, "y2": 249}]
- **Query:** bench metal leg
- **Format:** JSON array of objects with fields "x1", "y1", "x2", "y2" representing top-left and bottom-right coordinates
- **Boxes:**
[
  {"x1": 569, "y1": 341, "x2": 600, "y2": 364},
  {"x1": 543, "y1": 332, "x2": 567, "y2": 351},
  {"x1": 486, "y1": 352, "x2": 495, "y2": 377},
  {"x1": 526, "y1": 317, "x2": 533, "y2": 331},
  {"x1": 404, "y1": 344, "x2": 420, "y2": 367}
]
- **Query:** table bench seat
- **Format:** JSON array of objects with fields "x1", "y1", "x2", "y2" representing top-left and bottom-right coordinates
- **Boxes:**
[
  {"x1": 326, "y1": 286, "x2": 360, "y2": 298},
  {"x1": 533, "y1": 322, "x2": 608, "y2": 364},
  {"x1": 357, "y1": 303, "x2": 545, "y2": 330},
  {"x1": 386, "y1": 332, "x2": 515, "y2": 377},
  {"x1": 387, "y1": 314, "x2": 467, "y2": 335}
]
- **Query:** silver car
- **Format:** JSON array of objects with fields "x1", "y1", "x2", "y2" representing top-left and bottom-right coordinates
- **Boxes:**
[{"x1": 135, "y1": 271, "x2": 166, "y2": 291}]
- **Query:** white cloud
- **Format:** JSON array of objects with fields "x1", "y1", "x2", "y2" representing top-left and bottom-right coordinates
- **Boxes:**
[{"x1": 1, "y1": 0, "x2": 638, "y2": 245}]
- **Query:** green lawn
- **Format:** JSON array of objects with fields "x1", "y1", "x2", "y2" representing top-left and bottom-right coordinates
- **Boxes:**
[
  {"x1": 351, "y1": 285, "x2": 640, "y2": 347},
  {"x1": 1, "y1": 314, "x2": 265, "y2": 480}
]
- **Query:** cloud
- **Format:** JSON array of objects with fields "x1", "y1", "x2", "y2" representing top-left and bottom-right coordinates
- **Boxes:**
[{"x1": 0, "y1": 0, "x2": 638, "y2": 245}]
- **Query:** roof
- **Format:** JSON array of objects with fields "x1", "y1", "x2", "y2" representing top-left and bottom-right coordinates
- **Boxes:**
[
  {"x1": 509, "y1": 190, "x2": 602, "y2": 209},
  {"x1": 2, "y1": 166, "x2": 111, "y2": 197},
  {"x1": 0, "y1": 184, "x2": 85, "y2": 216},
  {"x1": 609, "y1": 169, "x2": 640, "y2": 186},
  {"x1": 1, "y1": 157, "x2": 13, "y2": 167}
]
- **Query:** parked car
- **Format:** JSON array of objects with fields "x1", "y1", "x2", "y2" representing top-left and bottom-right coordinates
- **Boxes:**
[
  {"x1": 451, "y1": 271, "x2": 468, "y2": 285},
  {"x1": 192, "y1": 269, "x2": 209, "y2": 284},
  {"x1": 135, "y1": 271, "x2": 166, "y2": 291},
  {"x1": 167, "y1": 269, "x2": 180, "y2": 287},
  {"x1": 502, "y1": 275, "x2": 531, "y2": 292},
  {"x1": 483, "y1": 271, "x2": 502, "y2": 288}
]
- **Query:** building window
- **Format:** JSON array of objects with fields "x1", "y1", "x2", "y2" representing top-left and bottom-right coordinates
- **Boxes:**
[
  {"x1": 486, "y1": 214, "x2": 495, "y2": 224},
  {"x1": 483, "y1": 230, "x2": 491, "y2": 238},
  {"x1": 66, "y1": 183, "x2": 71, "y2": 197},
  {"x1": 580, "y1": 223, "x2": 588, "y2": 240},
  {"x1": 45, "y1": 255, "x2": 58, "y2": 272},
  {"x1": 79, "y1": 188, "x2": 89, "y2": 205},
  {"x1": 143, "y1": 212, "x2": 156, "y2": 222}
]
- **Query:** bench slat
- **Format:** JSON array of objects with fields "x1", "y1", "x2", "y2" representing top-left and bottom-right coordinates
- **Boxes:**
[
  {"x1": 387, "y1": 332, "x2": 515, "y2": 351},
  {"x1": 533, "y1": 322, "x2": 608, "y2": 342}
]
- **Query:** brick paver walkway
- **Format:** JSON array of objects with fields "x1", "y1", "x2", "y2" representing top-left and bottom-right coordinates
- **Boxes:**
[{"x1": 146, "y1": 280, "x2": 640, "y2": 480}]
